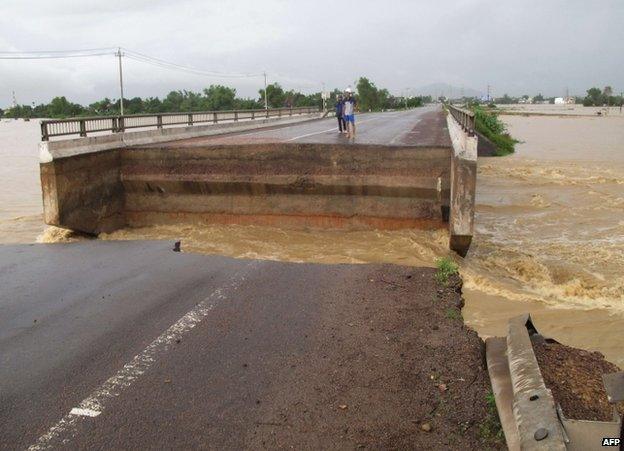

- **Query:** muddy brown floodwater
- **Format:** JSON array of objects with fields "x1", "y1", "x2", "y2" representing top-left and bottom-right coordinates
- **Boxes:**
[{"x1": 2, "y1": 108, "x2": 623, "y2": 366}]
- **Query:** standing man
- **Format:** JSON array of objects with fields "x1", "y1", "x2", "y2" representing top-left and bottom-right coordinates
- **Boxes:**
[
  {"x1": 343, "y1": 88, "x2": 357, "y2": 139},
  {"x1": 335, "y1": 94, "x2": 346, "y2": 133}
]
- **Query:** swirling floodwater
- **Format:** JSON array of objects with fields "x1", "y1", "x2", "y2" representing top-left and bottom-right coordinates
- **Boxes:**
[{"x1": 2, "y1": 107, "x2": 623, "y2": 366}]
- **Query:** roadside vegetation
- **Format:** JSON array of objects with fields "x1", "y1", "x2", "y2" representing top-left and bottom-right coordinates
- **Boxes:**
[
  {"x1": 479, "y1": 391, "x2": 505, "y2": 445},
  {"x1": 434, "y1": 257, "x2": 459, "y2": 286},
  {"x1": 0, "y1": 76, "x2": 430, "y2": 119},
  {"x1": 473, "y1": 106, "x2": 518, "y2": 156}
]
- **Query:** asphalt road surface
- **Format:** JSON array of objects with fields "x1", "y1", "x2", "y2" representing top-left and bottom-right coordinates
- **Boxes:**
[
  {"x1": 154, "y1": 106, "x2": 451, "y2": 148},
  {"x1": 0, "y1": 241, "x2": 412, "y2": 449}
]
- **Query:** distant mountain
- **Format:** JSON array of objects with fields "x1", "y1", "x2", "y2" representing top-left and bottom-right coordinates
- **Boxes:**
[{"x1": 412, "y1": 83, "x2": 482, "y2": 99}]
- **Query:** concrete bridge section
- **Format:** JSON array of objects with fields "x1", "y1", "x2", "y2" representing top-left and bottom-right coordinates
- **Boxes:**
[{"x1": 39, "y1": 106, "x2": 477, "y2": 255}]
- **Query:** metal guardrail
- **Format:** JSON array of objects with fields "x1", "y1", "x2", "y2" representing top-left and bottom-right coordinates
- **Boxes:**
[
  {"x1": 40, "y1": 106, "x2": 320, "y2": 141},
  {"x1": 447, "y1": 104, "x2": 475, "y2": 135}
]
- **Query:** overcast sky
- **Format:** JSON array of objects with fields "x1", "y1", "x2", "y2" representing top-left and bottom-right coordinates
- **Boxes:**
[{"x1": 1, "y1": 0, "x2": 623, "y2": 107}]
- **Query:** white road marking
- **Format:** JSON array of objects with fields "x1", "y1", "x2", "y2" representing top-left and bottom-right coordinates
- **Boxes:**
[
  {"x1": 69, "y1": 408, "x2": 101, "y2": 418},
  {"x1": 285, "y1": 115, "x2": 386, "y2": 142},
  {"x1": 285, "y1": 126, "x2": 341, "y2": 141},
  {"x1": 28, "y1": 262, "x2": 257, "y2": 450}
]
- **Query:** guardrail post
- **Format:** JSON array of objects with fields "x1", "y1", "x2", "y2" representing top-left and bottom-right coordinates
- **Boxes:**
[
  {"x1": 79, "y1": 119, "x2": 87, "y2": 137},
  {"x1": 111, "y1": 117, "x2": 118, "y2": 133},
  {"x1": 118, "y1": 116, "x2": 125, "y2": 133},
  {"x1": 157, "y1": 115, "x2": 163, "y2": 129},
  {"x1": 213, "y1": 112, "x2": 218, "y2": 124},
  {"x1": 251, "y1": 111, "x2": 255, "y2": 120},
  {"x1": 278, "y1": 109, "x2": 282, "y2": 117},
  {"x1": 41, "y1": 122, "x2": 49, "y2": 141},
  {"x1": 234, "y1": 111, "x2": 238, "y2": 122},
  {"x1": 289, "y1": 107, "x2": 293, "y2": 116},
  {"x1": 188, "y1": 114, "x2": 193, "y2": 126}
]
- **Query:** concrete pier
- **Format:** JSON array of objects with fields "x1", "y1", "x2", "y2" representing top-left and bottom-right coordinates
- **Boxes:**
[{"x1": 39, "y1": 106, "x2": 477, "y2": 254}]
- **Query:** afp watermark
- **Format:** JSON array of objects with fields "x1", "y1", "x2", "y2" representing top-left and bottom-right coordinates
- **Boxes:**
[{"x1": 601, "y1": 437, "x2": 620, "y2": 447}]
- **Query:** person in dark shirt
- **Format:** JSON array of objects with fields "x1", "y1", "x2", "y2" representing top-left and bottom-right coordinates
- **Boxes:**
[{"x1": 335, "y1": 95, "x2": 346, "y2": 133}]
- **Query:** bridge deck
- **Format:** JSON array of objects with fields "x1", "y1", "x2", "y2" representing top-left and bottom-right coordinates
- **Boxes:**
[{"x1": 144, "y1": 106, "x2": 451, "y2": 148}]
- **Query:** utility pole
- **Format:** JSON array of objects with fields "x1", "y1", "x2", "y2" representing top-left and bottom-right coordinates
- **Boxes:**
[
  {"x1": 487, "y1": 84, "x2": 491, "y2": 102},
  {"x1": 116, "y1": 48, "x2": 125, "y2": 116},
  {"x1": 11, "y1": 91, "x2": 17, "y2": 108},
  {"x1": 263, "y1": 72, "x2": 268, "y2": 110},
  {"x1": 321, "y1": 82, "x2": 326, "y2": 112}
]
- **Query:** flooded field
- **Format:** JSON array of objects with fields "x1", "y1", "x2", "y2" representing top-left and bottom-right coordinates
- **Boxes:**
[{"x1": 2, "y1": 109, "x2": 623, "y2": 365}]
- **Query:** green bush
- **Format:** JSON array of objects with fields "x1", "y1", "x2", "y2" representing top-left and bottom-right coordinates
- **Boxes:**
[
  {"x1": 435, "y1": 257, "x2": 458, "y2": 285},
  {"x1": 473, "y1": 106, "x2": 518, "y2": 156}
]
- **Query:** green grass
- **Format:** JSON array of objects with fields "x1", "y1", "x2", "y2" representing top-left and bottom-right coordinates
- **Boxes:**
[
  {"x1": 435, "y1": 257, "x2": 459, "y2": 286},
  {"x1": 473, "y1": 106, "x2": 518, "y2": 156},
  {"x1": 445, "y1": 308, "x2": 462, "y2": 321},
  {"x1": 479, "y1": 391, "x2": 505, "y2": 446}
]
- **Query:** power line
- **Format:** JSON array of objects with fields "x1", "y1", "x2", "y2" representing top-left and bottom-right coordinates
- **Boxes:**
[
  {"x1": 0, "y1": 46, "x2": 116, "y2": 54},
  {"x1": 122, "y1": 48, "x2": 262, "y2": 79},
  {"x1": 0, "y1": 47, "x2": 263, "y2": 79},
  {"x1": 0, "y1": 46, "x2": 324, "y2": 111},
  {"x1": 0, "y1": 51, "x2": 115, "y2": 60}
]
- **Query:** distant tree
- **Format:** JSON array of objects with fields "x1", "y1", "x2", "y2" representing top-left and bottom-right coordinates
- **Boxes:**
[
  {"x1": 124, "y1": 97, "x2": 145, "y2": 115},
  {"x1": 234, "y1": 97, "x2": 262, "y2": 109},
  {"x1": 177, "y1": 90, "x2": 204, "y2": 111},
  {"x1": 283, "y1": 90, "x2": 307, "y2": 107},
  {"x1": 89, "y1": 97, "x2": 117, "y2": 115},
  {"x1": 202, "y1": 85, "x2": 236, "y2": 110},
  {"x1": 260, "y1": 83, "x2": 286, "y2": 108},
  {"x1": 356, "y1": 77, "x2": 380, "y2": 111},
  {"x1": 533, "y1": 93, "x2": 545, "y2": 102},
  {"x1": 1, "y1": 76, "x2": 428, "y2": 119},
  {"x1": 46, "y1": 96, "x2": 85, "y2": 118},
  {"x1": 162, "y1": 91, "x2": 185, "y2": 112},
  {"x1": 496, "y1": 94, "x2": 514, "y2": 104},
  {"x1": 410, "y1": 96, "x2": 425, "y2": 108},
  {"x1": 603, "y1": 86, "x2": 613, "y2": 97},
  {"x1": 583, "y1": 87, "x2": 603, "y2": 106},
  {"x1": 143, "y1": 97, "x2": 163, "y2": 113}
]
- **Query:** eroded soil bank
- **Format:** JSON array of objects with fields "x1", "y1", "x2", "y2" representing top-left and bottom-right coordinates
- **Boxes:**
[{"x1": 533, "y1": 339, "x2": 624, "y2": 421}]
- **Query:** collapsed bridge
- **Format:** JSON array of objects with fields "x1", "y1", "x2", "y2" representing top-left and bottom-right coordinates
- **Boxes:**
[{"x1": 39, "y1": 105, "x2": 477, "y2": 255}]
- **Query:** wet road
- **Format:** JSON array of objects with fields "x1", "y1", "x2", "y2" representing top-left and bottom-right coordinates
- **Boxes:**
[
  {"x1": 0, "y1": 241, "x2": 415, "y2": 449},
  {"x1": 154, "y1": 106, "x2": 451, "y2": 148}
]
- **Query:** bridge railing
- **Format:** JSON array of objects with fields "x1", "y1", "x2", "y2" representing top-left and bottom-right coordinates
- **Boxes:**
[
  {"x1": 447, "y1": 104, "x2": 475, "y2": 135},
  {"x1": 40, "y1": 106, "x2": 320, "y2": 141}
]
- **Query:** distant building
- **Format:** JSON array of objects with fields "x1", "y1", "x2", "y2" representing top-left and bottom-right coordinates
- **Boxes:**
[
  {"x1": 564, "y1": 96, "x2": 575, "y2": 104},
  {"x1": 554, "y1": 97, "x2": 565, "y2": 104}
]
